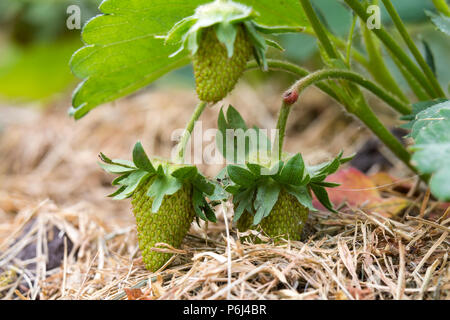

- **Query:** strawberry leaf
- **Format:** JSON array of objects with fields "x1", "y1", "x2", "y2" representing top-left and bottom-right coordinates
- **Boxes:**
[
  {"x1": 411, "y1": 118, "x2": 450, "y2": 201},
  {"x1": 70, "y1": 0, "x2": 309, "y2": 119}
]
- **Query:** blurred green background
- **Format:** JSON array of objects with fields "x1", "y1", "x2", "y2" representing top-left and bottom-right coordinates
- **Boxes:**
[{"x1": 0, "y1": 0, "x2": 448, "y2": 106}]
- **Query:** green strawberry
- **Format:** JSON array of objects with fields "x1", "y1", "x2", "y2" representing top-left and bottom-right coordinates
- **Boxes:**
[
  {"x1": 131, "y1": 177, "x2": 196, "y2": 271},
  {"x1": 192, "y1": 25, "x2": 253, "y2": 103},
  {"x1": 163, "y1": 1, "x2": 286, "y2": 103},
  {"x1": 236, "y1": 189, "x2": 309, "y2": 241},
  {"x1": 99, "y1": 142, "x2": 217, "y2": 272}
]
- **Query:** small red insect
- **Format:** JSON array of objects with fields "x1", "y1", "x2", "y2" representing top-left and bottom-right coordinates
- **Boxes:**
[{"x1": 282, "y1": 89, "x2": 299, "y2": 105}]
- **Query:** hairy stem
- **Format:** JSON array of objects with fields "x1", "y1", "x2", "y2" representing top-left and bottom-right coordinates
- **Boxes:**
[
  {"x1": 175, "y1": 101, "x2": 208, "y2": 163},
  {"x1": 246, "y1": 59, "x2": 341, "y2": 102},
  {"x1": 290, "y1": 69, "x2": 411, "y2": 115},
  {"x1": 299, "y1": 0, "x2": 339, "y2": 59},
  {"x1": 361, "y1": 22, "x2": 409, "y2": 103},
  {"x1": 273, "y1": 102, "x2": 292, "y2": 160},
  {"x1": 343, "y1": 0, "x2": 440, "y2": 99},
  {"x1": 287, "y1": 71, "x2": 417, "y2": 173},
  {"x1": 345, "y1": 14, "x2": 358, "y2": 67},
  {"x1": 381, "y1": 0, "x2": 445, "y2": 98}
]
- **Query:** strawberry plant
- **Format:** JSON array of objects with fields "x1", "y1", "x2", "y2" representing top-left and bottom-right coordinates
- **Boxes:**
[{"x1": 69, "y1": 0, "x2": 450, "y2": 270}]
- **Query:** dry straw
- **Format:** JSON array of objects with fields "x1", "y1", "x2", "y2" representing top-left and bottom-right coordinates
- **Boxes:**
[{"x1": 0, "y1": 87, "x2": 448, "y2": 300}]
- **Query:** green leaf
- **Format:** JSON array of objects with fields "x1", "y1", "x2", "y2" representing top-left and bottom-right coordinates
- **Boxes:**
[
  {"x1": 192, "y1": 174, "x2": 215, "y2": 196},
  {"x1": 246, "y1": 162, "x2": 263, "y2": 176},
  {"x1": 253, "y1": 180, "x2": 281, "y2": 225},
  {"x1": 208, "y1": 180, "x2": 229, "y2": 201},
  {"x1": 422, "y1": 40, "x2": 436, "y2": 76},
  {"x1": 310, "y1": 184, "x2": 337, "y2": 213},
  {"x1": 99, "y1": 152, "x2": 135, "y2": 168},
  {"x1": 70, "y1": 0, "x2": 308, "y2": 118},
  {"x1": 226, "y1": 105, "x2": 248, "y2": 130},
  {"x1": 429, "y1": 167, "x2": 450, "y2": 202},
  {"x1": 147, "y1": 175, "x2": 182, "y2": 212},
  {"x1": 227, "y1": 165, "x2": 257, "y2": 187},
  {"x1": 192, "y1": 188, "x2": 217, "y2": 222},
  {"x1": 170, "y1": 165, "x2": 198, "y2": 181},
  {"x1": 285, "y1": 185, "x2": 316, "y2": 211},
  {"x1": 427, "y1": 10, "x2": 450, "y2": 36},
  {"x1": 232, "y1": 188, "x2": 255, "y2": 222},
  {"x1": 99, "y1": 162, "x2": 136, "y2": 174},
  {"x1": 409, "y1": 100, "x2": 450, "y2": 139},
  {"x1": 411, "y1": 119, "x2": 450, "y2": 199},
  {"x1": 113, "y1": 170, "x2": 150, "y2": 200},
  {"x1": 276, "y1": 153, "x2": 304, "y2": 186},
  {"x1": 132, "y1": 142, "x2": 156, "y2": 173}
]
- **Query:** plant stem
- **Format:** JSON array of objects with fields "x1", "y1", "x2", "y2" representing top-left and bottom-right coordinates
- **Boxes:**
[
  {"x1": 343, "y1": 0, "x2": 440, "y2": 99},
  {"x1": 432, "y1": 0, "x2": 450, "y2": 16},
  {"x1": 175, "y1": 101, "x2": 208, "y2": 163},
  {"x1": 290, "y1": 69, "x2": 411, "y2": 115},
  {"x1": 381, "y1": 0, "x2": 446, "y2": 98},
  {"x1": 361, "y1": 22, "x2": 409, "y2": 103},
  {"x1": 389, "y1": 52, "x2": 429, "y2": 101},
  {"x1": 345, "y1": 14, "x2": 358, "y2": 67},
  {"x1": 286, "y1": 71, "x2": 417, "y2": 173},
  {"x1": 246, "y1": 59, "x2": 341, "y2": 102},
  {"x1": 299, "y1": 0, "x2": 339, "y2": 60},
  {"x1": 274, "y1": 102, "x2": 292, "y2": 160}
]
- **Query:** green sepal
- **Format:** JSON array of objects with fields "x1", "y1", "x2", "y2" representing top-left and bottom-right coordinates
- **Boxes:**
[
  {"x1": 170, "y1": 165, "x2": 198, "y2": 181},
  {"x1": 274, "y1": 153, "x2": 304, "y2": 186},
  {"x1": 285, "y1": 184, "x2": 316, "y2": 212},
  {"x1": 232, "y1": 187, "x2": 255, "y2": 222},
  {"x1": 112, "y1": 170, "x2": 151, "y2": 200},
  {"x1": 227, "y1": 165, "x2": 257, "y2": 187},
  {"x1": 253, "y1": 179, "x2": 281, "y2": 225},
  {"x1": 132, "y1": 141, "x2": 156, "y2": 174},
  {"x1": 193, "y1": 188, "x2": 217, "y2": 223},
  {"x1": 146, "y1": 174, "x2": 183, "y2": 213},
  {"x1": 310, "y1": 184, "x2": 337, "y2": 213},
  {"x1": 265, "y1": 39, "x2": 284, "y2": 51}
]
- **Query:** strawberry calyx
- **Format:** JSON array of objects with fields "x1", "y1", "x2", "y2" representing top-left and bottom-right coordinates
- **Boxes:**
[
  {"x1": 215, "y1": 105, "x2": 353, "y2": 226},
  {"x1": 99, "y1": 141, "x2": 221, "y2": 223},
  {"x1": 161, "y1": 0, "x2": 300, "y2": 71}
]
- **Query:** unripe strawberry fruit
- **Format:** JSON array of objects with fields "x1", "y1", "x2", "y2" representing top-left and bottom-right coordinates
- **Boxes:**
[
  {"x1": 131, "y1": 177, "x2": 196, "y2": 271},
  {"x1": 237, "y1": 189, "x2": 309, "y2": 241},
  {"x1": 193, "y1": 25, "x2": 253, "y2": 103}
]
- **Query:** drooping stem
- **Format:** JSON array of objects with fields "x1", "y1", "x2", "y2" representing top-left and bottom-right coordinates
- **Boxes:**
[
  {"x1": 175, "y1": 101, "x2": 208, "y2": 163},
  {"x1": 246, "y1": 59, "x2": 341, "y2": 102},
  {"x1": 285, "y1": 69, "x2": 417, "y2": 173},
  {"x1": 290, "y1": 69, "x2": 411, "y2": 115},
  {"x1": 381, "y1": 0, "x2": 446, "y2": 98},
  {"x1": 343, "y1": 0, "x2": 441, "y2": 99}
]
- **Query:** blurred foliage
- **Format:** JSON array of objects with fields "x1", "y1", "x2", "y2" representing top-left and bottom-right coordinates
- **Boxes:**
[{"x1": 0, "y1": 0, "x2": 101, "y2": 103}]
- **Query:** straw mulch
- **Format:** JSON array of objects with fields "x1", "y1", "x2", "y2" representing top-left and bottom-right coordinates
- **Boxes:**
[{"x1": 0, "y1": 85, "x2": 448, "y2": 300}]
